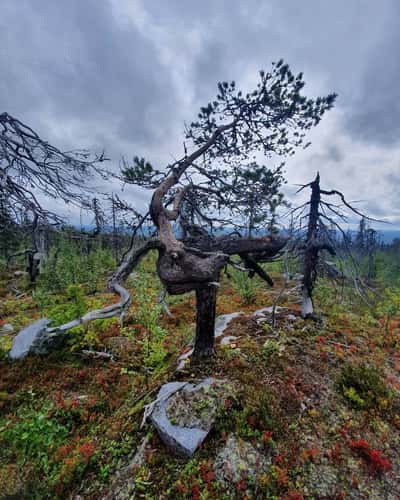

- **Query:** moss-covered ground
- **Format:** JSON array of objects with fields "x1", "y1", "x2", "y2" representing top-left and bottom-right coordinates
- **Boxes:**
[{"x1": 1, "y1": 253, "x2": 400, "y2": 498}]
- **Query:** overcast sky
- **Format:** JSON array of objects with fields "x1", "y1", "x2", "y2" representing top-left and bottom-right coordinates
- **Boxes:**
[{"x1": 2, "y1": 0, "x2": 400, "y2": 229}]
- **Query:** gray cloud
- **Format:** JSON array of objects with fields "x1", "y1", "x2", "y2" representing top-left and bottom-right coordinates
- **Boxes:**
[
  {"x1": 0, "y1": 0, "x2": 180, "y2": 154},
  {"x1": 345, "y1": 14, "x2": 400, "y2": 145},
  {"x1": 1, "y1": 0, "x2": 400, "y2": 226}
]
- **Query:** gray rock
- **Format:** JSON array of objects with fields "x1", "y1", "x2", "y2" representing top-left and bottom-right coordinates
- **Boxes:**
[
  {"x1": 106, "y1": 436, "x2": 150, "y2": 499},
  {"x1": 215, "y1": 312, "x2": 243, "y2": 338},
  {"x1": 146, "y1": 378, "x2": 232, "y2": 457},
  {"x1": 214, "y1": 435, "x2": 270, "y2": 487},
  {"x1": 252, "y1": 306, "x2": 286, "y2": 318},
  {"x1": 0, "y1": 323, "x2": 14, "y2": 335},
  {"x1": 220, "y1": 335, "x2": 238, "y2": 346},
  {"x1": 8, "y1": 319, "x2": 65, "y2": 360}
]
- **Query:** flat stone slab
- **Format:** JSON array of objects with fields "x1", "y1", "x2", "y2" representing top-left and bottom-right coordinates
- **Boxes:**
[
  {"x1": 215, "y1": 312, "x2": 243, "y2": 338},
  {"x1": 145, "y1": 378, "x2": 232, "y2": 457},
  {"x1": 8, "y1": 319, "x2": 66, "y2": 360}
]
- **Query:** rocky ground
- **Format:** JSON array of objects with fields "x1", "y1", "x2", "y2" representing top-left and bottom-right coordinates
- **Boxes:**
[{"x1": 1, "y1": 258, "x2": 400, "y2": 498}]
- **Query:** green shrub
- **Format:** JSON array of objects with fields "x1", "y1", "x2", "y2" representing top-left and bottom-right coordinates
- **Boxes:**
[
  {"x1": 338, "y1": 363, "x2": 392, "y2": 410},
  {"x1": 1, "y1": 404, "x2": 69, "y2": 474},
  {"x1": 262, "y1": 339, "x2": 281, "y2": 358},
  {"x1": 232, "y1": 269, "x2": 258, "y2": 305},
  {"x1": 47, "y1": 285, "x2": 87, "y2": 327},
  {"x1": 130, "y1": 270, "x2": 168, "y2": 372},
  {"x1": 375, "y1": 287, "x2": 400, "y2": 334},
  {"x1": 39, "y1": 240, "x2": 115, "y2": 293}
]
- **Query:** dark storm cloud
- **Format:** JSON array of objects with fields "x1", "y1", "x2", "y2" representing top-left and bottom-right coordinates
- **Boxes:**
[{"x1": 0, "y1": 0, "x2": 179, "y2": 155}]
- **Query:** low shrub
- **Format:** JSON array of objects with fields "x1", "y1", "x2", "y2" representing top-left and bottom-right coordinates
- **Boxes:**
[{"x1": 338, "y1": 363, "x2": 392, "y2": 410}]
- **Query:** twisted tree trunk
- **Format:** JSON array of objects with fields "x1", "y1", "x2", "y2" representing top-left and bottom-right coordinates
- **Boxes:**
[{"x1": 147, "y1": 124, "x2": 287, "y2": 359}]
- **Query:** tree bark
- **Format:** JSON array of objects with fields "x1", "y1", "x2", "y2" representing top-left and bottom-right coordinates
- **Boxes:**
[
  {"x1": 193, "y1": 284, "x2": 217, "y2": 360},
  {"x1": 301, "y1": 173, "x2": 320, "y2": 319}
]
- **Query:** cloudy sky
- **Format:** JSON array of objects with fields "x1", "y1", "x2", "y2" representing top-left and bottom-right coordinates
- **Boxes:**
[{"x1": 2, "y1": 0, "x2": 400, "y2": 229}]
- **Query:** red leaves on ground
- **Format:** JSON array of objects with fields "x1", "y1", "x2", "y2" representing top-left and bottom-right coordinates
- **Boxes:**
[
  {"x1": 77, "y1": 440, "x2": 96, "y2": 463},
  {"x1": 200, "y1": 461, "x2": 216, "y2": 490},
  {"x1": 191, "y1": 482, "x2": 200, "y2": 500},
  {"x1": 283, "y1": 491, "x2": 304, "y2": 500},
  {"x1": 235, "y1": 479, "x2": 247, "y2": 492},
  {"x1": 302, "y1": 447, "x2": 320, "y2": 462},
  {"x1": 349, "y1": 439, "x2": 392, "y2": 474},
  {"x1": 263, "y1": 430, "x2": 273, "y2": 444},
  {"x1": 328, "y1": 443, "x2": 342, "y2": 464}
]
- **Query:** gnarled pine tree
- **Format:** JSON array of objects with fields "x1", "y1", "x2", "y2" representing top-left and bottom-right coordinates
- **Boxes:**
[
  {"x1": 122, "y1": 61, "x2": 336, "y2": 359},
  {"x1": 15, "y1": 61, "x2": 336, "y2": 361}
]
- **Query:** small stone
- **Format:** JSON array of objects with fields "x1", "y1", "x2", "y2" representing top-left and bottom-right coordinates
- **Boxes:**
[
  {"x1": 0, "y1": 323, "x2": 14, "y2": 334},
  {"x1": 220, "y1": 335, "x2": 238, "y2": 346}
]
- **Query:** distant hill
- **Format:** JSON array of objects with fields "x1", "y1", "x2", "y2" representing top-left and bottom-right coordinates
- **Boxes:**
[{"x1": 377, "y1": 230, "x2": 400, "y2": 243}]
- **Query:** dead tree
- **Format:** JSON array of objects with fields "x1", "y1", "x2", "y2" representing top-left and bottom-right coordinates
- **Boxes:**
[
  {"x1": 0, "y1": 112, "x2": 107, "y2": 278},
  {"x1": 0, "y1": 112, "x2": 106, "y2": 221},
  {"x1": 293, "y1": 172, "x2": 376, "y2": 319},
  {"x1": 6, "y1": 212, "x2": 50, "y2": 282}
]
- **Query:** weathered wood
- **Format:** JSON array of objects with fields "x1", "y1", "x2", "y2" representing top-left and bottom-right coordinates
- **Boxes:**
[
  {"x1": 239, "y1": 253, "x2": 274, "y2": 286},
  {"x1": 46, "y1": 240, "x2": 162, "y2": 335},
  {"x1": 193, "y1": 285, "x2": 218, "y2": 360},
  {"x1": 301, "y1": 173, "x2": 321, "y2": 319},
  {"x1": 183, "y1": 234, "x2": 287, "y2": 257}
]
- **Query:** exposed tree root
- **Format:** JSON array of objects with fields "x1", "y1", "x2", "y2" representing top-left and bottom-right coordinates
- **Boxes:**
[{"x1": 45, "y1": 239, "x2": 163, "y2": 335}]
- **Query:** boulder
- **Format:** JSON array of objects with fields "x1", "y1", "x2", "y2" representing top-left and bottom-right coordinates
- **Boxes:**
[
  {"x1": 8, "y1": 319, "x2": 65, "y2": 360},
  {"x1": 145, "y1": 378, "x2": 232, "y2": 457},
  {"x1": 214, "y1": 435, "x2": 270, "y2": 488}
]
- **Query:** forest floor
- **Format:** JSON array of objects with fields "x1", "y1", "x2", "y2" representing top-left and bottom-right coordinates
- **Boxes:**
[{"x1": 0, "y1": 253, "x2": 400, "y2": 499}]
